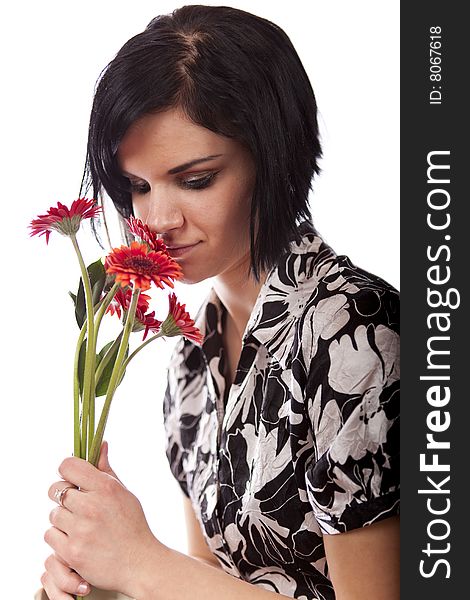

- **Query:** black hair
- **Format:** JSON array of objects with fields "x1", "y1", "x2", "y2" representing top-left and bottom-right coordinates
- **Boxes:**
[{"x1": 81, "y1": 4, "x2": 322, "y2": 282}]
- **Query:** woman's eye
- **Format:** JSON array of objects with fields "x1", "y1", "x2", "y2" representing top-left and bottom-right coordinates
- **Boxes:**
[
  {"x1": 128, "y1": 171, "x2": 219, "y2": 195},
  {"x1": 129, "y1": 181, "x2": 150, "y2": 195},
  {"x1": 179, "y1": 171, "x2": 219, "y2": 190}
]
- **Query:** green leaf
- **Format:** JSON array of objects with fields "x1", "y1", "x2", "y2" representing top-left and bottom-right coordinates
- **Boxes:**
[
  {"x1": 69, "y1": 291, "x2": 77, "y2": 306},
  {"x1": 95, "y1": 340, "x2": 129, "y2": 397},
  {"x1": 77, "y1": 337, "x2": 87, "y2": 396},
  {"x1": 74, "y1": 259, "x2": 107, "y2": 328},
  {"x1": 89, "y1": 259, "x2": 107, "y2": 306},
  {"x1": 74, "y1": 285, "x2": 86, "y2": 329}
]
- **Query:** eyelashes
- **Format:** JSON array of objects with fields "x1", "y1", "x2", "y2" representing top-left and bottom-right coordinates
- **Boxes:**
[
  {"x1": 182, "y1": 171, "x2": 220, "y2": 190},
  {"x1": 129, "y1": 182, "x2": 150, "y2": 195},
  {"x1": 128, "y1": 171, "x2": 220, "y2": 195}
]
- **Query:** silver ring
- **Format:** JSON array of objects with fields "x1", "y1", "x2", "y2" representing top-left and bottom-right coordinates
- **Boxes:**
[{"x1": 53, "y1": 486, "x2": 76, "y2": 508}]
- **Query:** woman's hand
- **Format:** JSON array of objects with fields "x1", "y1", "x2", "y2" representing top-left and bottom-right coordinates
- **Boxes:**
[
  {"x1": 41, "y1": 552, "x2": 91, "y2": 599},
  {"x1": 42, "y1": 442, "x2": 161, "y2": 598}
]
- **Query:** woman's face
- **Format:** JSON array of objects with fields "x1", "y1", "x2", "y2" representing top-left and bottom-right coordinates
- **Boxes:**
[{"x1": 117, "y1": 108, "x2": 256, "y2": 285}]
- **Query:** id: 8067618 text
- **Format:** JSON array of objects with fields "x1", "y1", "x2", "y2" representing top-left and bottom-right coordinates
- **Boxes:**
[{"x1": 429, "y1": 26, "x2": 443, "y2": 105}]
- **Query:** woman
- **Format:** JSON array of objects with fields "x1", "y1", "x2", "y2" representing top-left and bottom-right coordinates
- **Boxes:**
[{"x1": 41, "y1": 5, "x2": 400, "y2": 599}]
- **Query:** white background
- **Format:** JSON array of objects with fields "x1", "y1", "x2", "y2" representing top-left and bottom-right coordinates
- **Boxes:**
[{"x1": 1, "y1": 1, "x2": 399, "y2": 596}]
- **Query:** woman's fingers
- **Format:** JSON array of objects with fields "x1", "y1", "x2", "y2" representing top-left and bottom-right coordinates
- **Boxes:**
[
  {"x1": 49, "y1": 506, "x2": 74, "y2": 535},
  {"x1": 97, "y1": 441, "x2": 124, "y2": 484},
  {"x1": 40, "y1": 573, "x2": 74, "y2": 600},
  {"x1": 48, "y1": 481, "x2": 80, "y2": 512},
  {"x1": 42, "y1": 553, "x2": 91, "y2": 597},
  {"x1": 44, "y1": 526, "x2": 69, "y2": 560}
]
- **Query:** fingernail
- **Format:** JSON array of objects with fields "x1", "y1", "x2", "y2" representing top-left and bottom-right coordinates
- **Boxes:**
[{"x1": 78, "y1": 582, "x2": 89, "y2": 594}]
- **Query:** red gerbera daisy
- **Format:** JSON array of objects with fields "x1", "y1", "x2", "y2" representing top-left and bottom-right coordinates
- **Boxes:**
[
  {"x1": 106, "y1": 287, "x2": 151, "y2": 320},
  {"x1": 127, "y1": 216, "x2": 167, "y2": 253},
  {"x1": 105, "y1": 241, "x2": 182, "y2": 291},
  {"x1": 139, "y1": 311, "x2": 163, "y2": 341},
  {"x1": 29, "y1": 198, "x2": 101, "y2": 244},
  {"x1": 106, "y1": 286, "x2": 162, "y2": 339},
  {"x1": 160, "y1": 293, "x2": 204, "y2": 345}
]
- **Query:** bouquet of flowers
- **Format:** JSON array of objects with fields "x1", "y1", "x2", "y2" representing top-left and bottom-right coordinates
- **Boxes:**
[{"x1": 29, "y1": 198, "x2": 202, "y2": 466}]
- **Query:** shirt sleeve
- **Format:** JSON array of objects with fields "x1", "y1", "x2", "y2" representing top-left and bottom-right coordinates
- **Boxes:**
[
  {"x1": 304, "y1": 288, "x2": 400, "y2": 535},
  {"x1": 162, "y1": 340, "x2": 191, "y2": 498}
]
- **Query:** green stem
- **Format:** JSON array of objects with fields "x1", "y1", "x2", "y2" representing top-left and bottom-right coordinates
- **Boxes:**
[
  {"x1": 88, "y1": 287, "x2": 141, "y2": 466},
  {"x1": 94, "y1": 282, "x2": 119, "y2": 334},
  {"x1": 87, "y1": 286, "x2": 120, "y2": 456},
  {"x1": 88, "y1": 394, "x2": 95, "y2": 456},
  {"x1": 82, "y1": 283, "x2": 119, "y2": 455},
  {"x1": 94, "y1": 331, "x2": 123, "y2": 387},
  {"x1": 118, "y1": 330, "x2": 166, "y2": 380},
  {"x1": 73, "y1": 322, "x2": 87, "y2": 458},
  {"x1": 70, "y1": 234, "x2": 96, "y2": 460}
]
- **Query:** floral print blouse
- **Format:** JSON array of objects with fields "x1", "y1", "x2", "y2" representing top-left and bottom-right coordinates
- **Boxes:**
[{"x1": 162, "y1": 220, "x2": 400, "y2": 599}]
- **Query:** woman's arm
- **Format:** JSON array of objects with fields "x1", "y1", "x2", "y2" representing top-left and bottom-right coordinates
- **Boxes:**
[
  {"x1": 134, "y1": 514, "x2": 399, "y2": 600},
  {"x1": 130, "y1": 493, "x2": 290, "y2": 598},
  {"x1": 323, "y1": 516, "x2": 400, "y2": 600},
  {"x1": 182, "y1": 495, "x2": 223, "y2": 570},
  {"x1": 134, "y1": 543, "x2": 292, "y2": 600}
]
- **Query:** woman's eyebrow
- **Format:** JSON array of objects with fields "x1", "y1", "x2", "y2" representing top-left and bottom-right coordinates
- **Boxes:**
[
  {"x1": 121, "y1": 154, "x2": 224, "y2": 179},
  {"x1": 167, "y1": 154, "x2": 224, "y2": 174}
]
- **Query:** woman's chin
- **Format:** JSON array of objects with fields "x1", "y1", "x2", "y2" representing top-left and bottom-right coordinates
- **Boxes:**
[{"x1": 177, "y1": 270, "x2": 210, "y2": 286}]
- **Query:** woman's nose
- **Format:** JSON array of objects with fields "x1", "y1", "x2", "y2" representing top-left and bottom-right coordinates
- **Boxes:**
[{"x1": 144, "y1": 190, "x2": 184, "y2": 234}]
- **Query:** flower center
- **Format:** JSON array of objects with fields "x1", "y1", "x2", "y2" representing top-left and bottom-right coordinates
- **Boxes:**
[{"x1": 125, "y1": 256, "x2": 160, "y2": 273}]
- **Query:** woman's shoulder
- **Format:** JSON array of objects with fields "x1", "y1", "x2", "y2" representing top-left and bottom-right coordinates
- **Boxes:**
[
  {"x1": 292, "y1": 226, "x2": 399, "y2": 337},
  {"x1": 290, "y1": 235, "x2": 399, "y2": 375},
  {"x1": 284, "y1": 221, "x2": 398, "y2": 302}
]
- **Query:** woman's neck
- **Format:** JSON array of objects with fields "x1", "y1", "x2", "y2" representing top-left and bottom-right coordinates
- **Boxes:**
[{"x1": 213, "y1": 259, "x2": 267, "y2": 342}]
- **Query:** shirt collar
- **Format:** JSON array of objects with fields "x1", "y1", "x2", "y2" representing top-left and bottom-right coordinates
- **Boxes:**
[{"x1": 194, "y1": 220, "x2": 338, "y2": 367}]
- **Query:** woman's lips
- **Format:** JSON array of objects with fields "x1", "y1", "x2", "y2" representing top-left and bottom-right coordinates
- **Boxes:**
[{"x1": 166, "y1": 241, "x2": 201, "y2": 258}]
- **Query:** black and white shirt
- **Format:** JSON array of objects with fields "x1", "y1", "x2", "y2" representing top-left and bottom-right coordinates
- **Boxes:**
[{"x1": 163, "y1": 220, "x2": 400, "y2": 599}]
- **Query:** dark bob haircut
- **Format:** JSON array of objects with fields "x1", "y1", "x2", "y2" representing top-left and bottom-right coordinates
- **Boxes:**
[{"x1": 81, "y1": 4, "x2": 322, "y2": 281}]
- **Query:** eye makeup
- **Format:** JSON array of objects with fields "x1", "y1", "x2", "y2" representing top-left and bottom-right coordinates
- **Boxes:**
[
  {"x1": 128, "y1": 170, "x2": 220, "y2": 195},
  {"x1": 179, "y1": 171, "x2": 220, "y2": 190}
]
